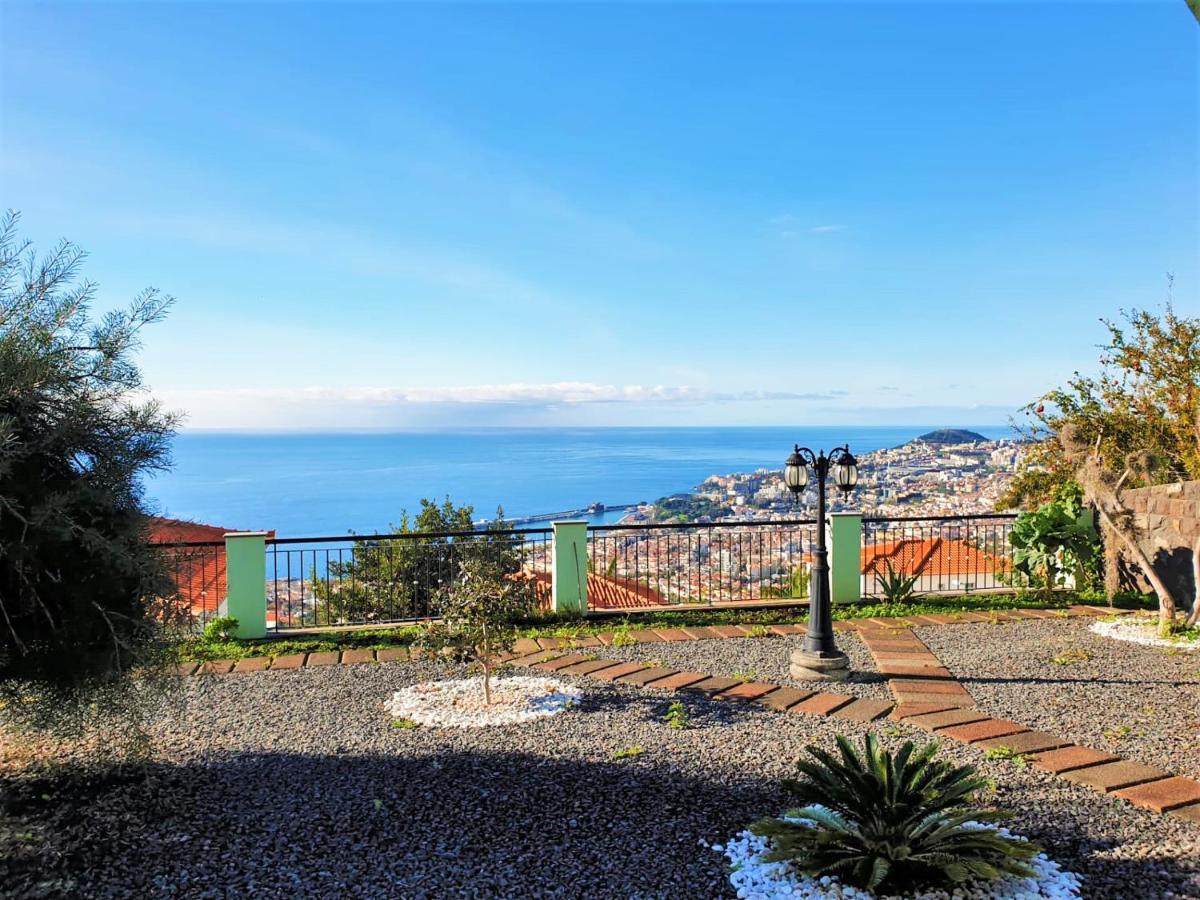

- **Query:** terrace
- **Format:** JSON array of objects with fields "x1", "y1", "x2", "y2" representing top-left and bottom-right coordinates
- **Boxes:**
[{"x1": 6, "y1": 514, "x2": 1196, "y2": 899}]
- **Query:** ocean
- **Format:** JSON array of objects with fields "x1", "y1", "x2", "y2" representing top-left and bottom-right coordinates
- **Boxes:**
[{"x1": 144, "y1": 426, "x2": 1015, "y2": 538}]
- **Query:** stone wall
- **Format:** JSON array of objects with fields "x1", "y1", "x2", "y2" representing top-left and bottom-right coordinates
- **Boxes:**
[{"x1": 1105, "y1": 480, "x2": 1200, "y2": 604}]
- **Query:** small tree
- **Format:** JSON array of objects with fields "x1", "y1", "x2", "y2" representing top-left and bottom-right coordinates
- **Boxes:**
[
  {"x1": 0, "y1": 212, "x2": 181, "y2": 725},
  {"x1": 417, "y1": 551, "x2": 537, "y2": 705},
  {"x1": 1009, "y1": 484, "x2": 1100, "y2": 591}
]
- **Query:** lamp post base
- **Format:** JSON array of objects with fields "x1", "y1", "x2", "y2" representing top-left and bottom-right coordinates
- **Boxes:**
[{"x1": 789, "y1": 648, "x2": 851, "y2": 682}]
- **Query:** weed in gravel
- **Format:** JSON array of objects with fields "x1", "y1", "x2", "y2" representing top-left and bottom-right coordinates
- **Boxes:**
[
  {"x1": 983, "y1": 746, "x2": 1029, "y2": 768},
  {"x1": 1051, "y1": 648, "x2": 1092, "y2": 666},
  {"x1": 664, "y1": 701, "x2": 692, "y2": 730},
  {"x1": 1103, "y1": 725, "x2": 1132, "y2": 742},
  {"x1": 747, "y1": 625, "x2": 773, "y2": 638},
  {"x1": 391, "y1": 718, "x2": 419, "y2": 730},
  {"x1": 732, "y1": 671, "x2": 758, "y2": 683},
  {"x1": 610, "y1": 628, "x2": 636, "y2": 648},
  {"x1": 612, "y1": 745, "x2": 644, "y2": 761}
]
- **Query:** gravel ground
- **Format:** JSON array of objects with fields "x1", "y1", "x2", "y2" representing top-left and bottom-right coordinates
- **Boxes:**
[
  {"x1": 3, "y1": 660, "x2": 1199, "y2": 899},
  {"x1": 588, "y1": 632, "x2": 891, "y2": 700},
  {"x1": 918, "y1": 619, "x2": 1200, "y2": 779}
]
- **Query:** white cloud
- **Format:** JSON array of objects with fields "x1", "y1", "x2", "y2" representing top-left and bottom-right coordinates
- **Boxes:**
[
  {"x1": 154, "y1": 382, "x2": 842, "y2": 430},
  {"x1": 809, "y1": 224, "x2": 847, "y2": 233}
]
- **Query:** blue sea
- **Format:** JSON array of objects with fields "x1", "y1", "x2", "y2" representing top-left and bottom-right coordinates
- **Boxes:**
[{"x1": 144, "y1": 426, "x2": 1015, "y2": 538}]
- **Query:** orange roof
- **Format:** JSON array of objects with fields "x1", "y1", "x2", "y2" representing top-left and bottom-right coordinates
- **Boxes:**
[
  {"x1": 148, "y1": 517, "x2": 275, "y2": 618},
  {"x1": 861, "y1": 537, "x2": 1007, "y2": 578},
  {"x1": 529, "y1": 571, "x2": 665, "y2": 610}
]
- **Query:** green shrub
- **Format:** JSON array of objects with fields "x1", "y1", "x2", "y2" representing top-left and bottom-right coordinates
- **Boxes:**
[
  {"x1": 201, "y1": 616, "x2": 239, "y2": 643},
  {"x1": 751, "y1": 734, "x2": 1039, "y2": 893},
  {"x1": 874, "y1": 561, "x2": 920, "y2": 603}
]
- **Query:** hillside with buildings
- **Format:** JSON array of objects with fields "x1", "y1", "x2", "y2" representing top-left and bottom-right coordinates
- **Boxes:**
[{"x1": 634, "y1": 436, "x2": 1024, "y2": 524}]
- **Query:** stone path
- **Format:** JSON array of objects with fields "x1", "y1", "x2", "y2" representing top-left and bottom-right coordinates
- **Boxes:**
[{"x1": 180, "y1": 603, "x2": 1200, "y2": 824}]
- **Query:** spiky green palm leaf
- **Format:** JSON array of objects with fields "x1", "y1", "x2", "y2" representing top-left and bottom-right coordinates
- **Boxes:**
[{"x1": 750, "y1": 734, "x2": 1040, "y2": 893}]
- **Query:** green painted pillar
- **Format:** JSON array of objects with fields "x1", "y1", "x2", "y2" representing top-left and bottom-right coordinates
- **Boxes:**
[
  {"x1": 552, "y1": 521, "x2": 588, "y2": 614},
  {"x1": 223, "y1": 532, "x2": 268, "y2": 639},
  {"x1": 829, "y1": 513, "x2": 862, "y2": 604}
]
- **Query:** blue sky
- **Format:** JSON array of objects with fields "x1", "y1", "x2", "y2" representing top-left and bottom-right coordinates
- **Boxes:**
[{"x1": 2, "y1": 1, "x2": 1196, "y2": 430}]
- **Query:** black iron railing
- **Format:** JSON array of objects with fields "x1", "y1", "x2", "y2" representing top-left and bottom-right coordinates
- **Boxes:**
[
  {"x1": 860, "y1": 513, "x2": 1017, "y2": 596},
  {"x1": 586, "y1": 518, "x2": 819, "y2": 608},
  {"x1": 265, "y1": 528, "x2": 553, "y2": 629},
  {"x1": 152, "y1": 539, "x2": 227, "y2": 628}
]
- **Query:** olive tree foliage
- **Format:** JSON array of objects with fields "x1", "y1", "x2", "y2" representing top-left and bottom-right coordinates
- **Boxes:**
[
  {"x1": 0, "y1": 211, "x2": 182, "y2": 734},
  {"x1": 999, "y1": 291, "x2": 1200, "y2": 630},
  {"x1": 416, "y1": 551, "x2": 538, "y2": 705}
]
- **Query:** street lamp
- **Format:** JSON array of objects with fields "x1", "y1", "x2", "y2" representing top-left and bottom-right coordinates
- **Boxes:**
[{"x1": 782, "y1": 444, "x2": 858, "y2": 681}]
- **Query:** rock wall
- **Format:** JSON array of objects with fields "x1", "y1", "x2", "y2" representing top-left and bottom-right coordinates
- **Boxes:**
[{"x1": 1105, "y1": 480, "x2": 1200, "y2": 604}]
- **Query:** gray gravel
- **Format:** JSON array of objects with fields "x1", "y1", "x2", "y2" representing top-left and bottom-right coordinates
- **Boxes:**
[
  {"x1": 918, "y1": 618, "x2": 1200, "y2": 779},
  {"x1": 588, "y1": 632, "x2": 891, "y2": 700},
  {"x1": 3, "y1": 659, "x2": 1199, "y2": 899}
]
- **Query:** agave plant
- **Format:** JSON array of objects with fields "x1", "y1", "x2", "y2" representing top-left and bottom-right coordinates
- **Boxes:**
[
  {"x1": 874, "y1": 560, "x2": 920, "y2": 603},
  {"x1": 751, "y1": 734, "x2": 1040, "y2": 894}
]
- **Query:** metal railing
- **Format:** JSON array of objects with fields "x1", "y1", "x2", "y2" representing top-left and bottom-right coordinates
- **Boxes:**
[
  {"x1": 264, "y1": 527, "x2": 553, "y2": 629},
  {"x1": 151, "y1": 513, "x2": 1023, "y2": 632},
  {"x1": 586, "y1": 518, "x2": 818, "y2": 608},
  {"x1": 153, "y1": 539, "x2": 227, "y2": 628},
  {"x1": 860, "y1": 514, "x2": 1017, "y2": 597}
]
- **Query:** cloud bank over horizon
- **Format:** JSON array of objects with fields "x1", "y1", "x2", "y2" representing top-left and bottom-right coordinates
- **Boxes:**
[{"x1": 154, "y1": 382, "x2": 1017, "y2": 431}]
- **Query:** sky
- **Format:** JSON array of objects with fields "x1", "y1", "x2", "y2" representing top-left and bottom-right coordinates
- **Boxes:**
[{"x1": 1, "y1": 1, "x2": 1196, "y2": 431}]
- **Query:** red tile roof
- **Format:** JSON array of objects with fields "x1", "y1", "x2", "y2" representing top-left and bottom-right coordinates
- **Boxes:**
[
  {"x1": 529, "y1": 571, "x2": 666, "y2": 610},
  {"x1": 148, "y1": 517, "x2": 274, "y2": 618},
  {"x1": 861, "y1": 537, "x2": 1007, "y2": 578}
]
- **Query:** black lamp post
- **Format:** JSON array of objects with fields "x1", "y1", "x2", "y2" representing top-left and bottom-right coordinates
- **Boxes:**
[{"x1": 783, "y1": 444, "x2": 858, "y2": 679}]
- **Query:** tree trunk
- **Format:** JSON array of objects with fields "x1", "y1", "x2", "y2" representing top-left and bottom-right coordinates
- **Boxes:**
[
  {"x1": 1094, "y1": 505, "x2": 1177, "y2": 631},
  {"x1": 1186, "y1": 535, "x2": 1200, "y2": 628},
  {"x1": 482, "y1": 658, "x2": 492, "y2": 706}
]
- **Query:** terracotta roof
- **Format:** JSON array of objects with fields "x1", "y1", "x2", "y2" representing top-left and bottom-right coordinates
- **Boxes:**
[
  {"x1": 861, "y1": 537, "x2": 1007, "y2": 578},
  {"x1": 148, "y1": 517, "x2": 275, "y2": 618},
  {"x1": 529, "y1": 571, "x2": 666, "y2": 610}
]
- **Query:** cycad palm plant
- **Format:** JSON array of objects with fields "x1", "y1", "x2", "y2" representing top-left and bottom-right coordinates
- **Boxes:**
[{"x1": 751, "y1": 734, "x2": 1039, "y2": 894}]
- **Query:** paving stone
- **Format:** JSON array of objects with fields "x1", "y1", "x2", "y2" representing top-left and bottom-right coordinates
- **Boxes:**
[
  {"x1": 557, "y1": 659, "x2": 625, "y2": 677},
  {"x1": 877, "y1": 663, "x2": 956, "y2": 680},
  {"x1": 757, "y1": 687, "x2": 814, "y2": 712},
  {"x1": 790, "y1": 693, "x2": 854, "y2": 717},
  {"x1": 832, "y1": 620, "x2": 857, "y2": 633},
  {"x1": 571, "y1": 636, "x2": 603, "y2": 648},
  {"x1": 535, "y1": 637, "x2": 567, "y2": 650},
  {"x1": 832, "y1": 698, "x2": 894, "y2": 722},
  {"x1": 865, "y1": 640, "x2": 929, "y2": 653},
  {"x1": 906, "y1": 615, "x2": 946, "y2": 626},
  {"x1": 270, "y1": 653, "x2": 307, "y2": 670},
  {"x1": 1029, "y1": 746, "x2": 1119, "y2": 774},
  {"x1": 232, "y1": 657, "x2": 271, "y2": 673},
  {"x1": 716, "y1": 681, "x2": 779, "y2": 702},
  {"x1": 587, "y1": 661, "x2": 648, "y2": 682},
  {"x1": 594, "y1": 633, "x2": 617, "y2": 646},
  {"x1": 709, "y1": 625, "x2": 747, "y2": 639},
  {"x1": 531, "y1": 654, "x2": 589, "y2": 671},
  {"x1": 889, "y1": 679, "x2": 971, "y2": 695},
  {"x1": 904, "y1": 707, "x2": 990, "y2": 731},
  {"x1": 1062, "y1": 760, "x2": 1171, "y2": 793},
  {"x1": 973, "y1": 731, "x2": 1074, "y2": 755},
  {"x1": 644, "y1": 670, "x2": 710, "y2": 691},
  {"x1": 341, "y1": 649, "x2": 375, "y2": 665},
  {"x1": 938, "y1": 719, "x2": 1029, "y2": 744},
  {"x1": 769, "y1": 624, "x2": 805, "y2": 636},
  {"x1": 680, "y1": 626, "x2": 722, "y2": 640},
  {"x1": 616, "y1": 666, "x2": 679, "y2": 686},
  {"x1": 200, "y1": 660, "x2": 236, "y2": 675},
  {"x1": 681, "y1": 676, "x2": 743, "y2": 696},
  {"x1": 917, "y1": 614, "x2": 962, "y2": 625},
  {"x1": 176, "y1": 662, "x2": 199, "y2": 676},
  {"x1": 890, "y1": 702, "x2": 959, "y2": 720},
  {"x1": 1114, "y1": 776, "x2": 1200, "y2": 813},
  {"x1": 305, "y1": 651, "x2": 341, "y2": 667},
  {"x1": 512, "y1": 638, "x2": 541, "y2": 654},
  {"x1": 627, "y1": 630, "x2": 664, "y2": 643},
  {"x1": 1169, "y1": 803, "x2": 1200, "y2": 825},
  {"x1": 652, "y1": 628, "x2": 693, "y2": 642},
  {"x1": 509, "y1": 649, "x2": 562, "y2": 666},
  {"x1": 892, "y1": 692, "x2": 976, "y2": 708}
]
